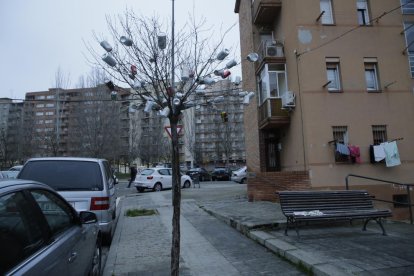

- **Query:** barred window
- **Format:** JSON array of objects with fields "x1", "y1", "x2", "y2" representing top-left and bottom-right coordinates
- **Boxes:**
[
  {"x1": 332, "y1": 126, "x2": 349, "y2": 162},
  {"x1": 372, "y1": 125, "x2": 387, "y2": 145},
  {"x1": 332, "y1": 126, "x2": 348, "y2": 144}
]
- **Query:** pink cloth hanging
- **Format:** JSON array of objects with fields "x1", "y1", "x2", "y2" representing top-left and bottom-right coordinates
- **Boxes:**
[{"x1": 348, "y1": 145, "x2": 361, "y2": 163}]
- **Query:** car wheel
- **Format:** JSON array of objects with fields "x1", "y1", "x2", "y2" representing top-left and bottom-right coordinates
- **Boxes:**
[
  {"x1": 89, "y1": 241, "x2": 102, "y2": 276},
  {"x1": 137, "y1": 187, "x2": 145, "y2": 193},
  {"x1": 240, "y1": 178, "x2": 246, "y2": 184},
  {"x1": 183, "y1": 180, "x2": 191, "y2": 188},
  {"x1": 102, "y1": 229, "x2": 113, "y2": 246},
  {"x1": 153, "y1": 183, "x2": 162, "y2": 192},
  {"x1": 112, "y1": 207, "x2": 116, "y2": 220}
]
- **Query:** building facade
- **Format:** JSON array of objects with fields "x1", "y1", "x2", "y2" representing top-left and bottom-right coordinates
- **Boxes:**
[
  {"x1": 0, "y1": 98, "x2": 24, "y2": 168},
  {"x1": 24, "y1": 86, "x2": 130, "y2": 160},
  {"x1": 235, "y1": 0, "x2": 414, "y2": 219},
  {"x1": 192, "y1": 80, "x2": 247, "y2": 169}
]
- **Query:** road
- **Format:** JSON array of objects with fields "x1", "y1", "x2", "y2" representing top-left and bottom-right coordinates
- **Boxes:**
[{"x1": 102, "y1": 180, "x2": 303, "y2": 275}]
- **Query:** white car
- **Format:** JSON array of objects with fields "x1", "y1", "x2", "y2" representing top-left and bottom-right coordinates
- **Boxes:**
[
  {"x1": 134, "y1": 167, "x2": 193, "y2": 192},
  {"x1": 231, "y1": 166, "x2": 247, "y2": 184}
]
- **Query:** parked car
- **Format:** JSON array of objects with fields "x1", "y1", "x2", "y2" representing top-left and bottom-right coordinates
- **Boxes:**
[
  {"x1": 0, "y1": 179, "x2": 101, "y2": 276},
  {"x1": 186, "y1": 167, "x2": 211, "y2": 181},
  {"x1": 8, "y1": 165, "x2": 23, "y2": 171},
  {"x1": 0, "y1": 171, "x2": 19, "y2": 179},
  {"x1": 231, "y1": 166, "x2": 247, "y2": 184},
  {"x1": 17, "y1": 157, "x2": 117, "y2": 244},
  {"x1": 211, "y1": 167, "x2": 232, "y2": 181},
  {"x1": 134, "y1": 167, "x2": 193, "y2": 192}
]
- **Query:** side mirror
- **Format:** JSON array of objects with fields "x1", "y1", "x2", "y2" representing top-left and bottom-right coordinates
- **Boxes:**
[{"x1": 79, "y1": 211, "x2": 98, "y2": 224}]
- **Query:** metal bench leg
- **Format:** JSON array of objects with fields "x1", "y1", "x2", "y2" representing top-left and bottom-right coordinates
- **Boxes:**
[
  {"x1": 375, "y1": 218, "x2": 388, "y2": 236},
  {"x1": 295, "y1": 223, "x2": 300, "y2": 238},
  {"x1": 363, "y1": 218, "x2": 388, "y2": 235},
  {"x1": 362, "y1": 218, "x2": 371, "y2": 231},
  {"x1": 285, "y1": 218, "x2": 290, "y2": 236}
]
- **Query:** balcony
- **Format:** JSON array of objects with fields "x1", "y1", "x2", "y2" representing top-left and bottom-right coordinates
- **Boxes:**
[
  {"x1": 258, "y1": 98, "x2": 290, "y2": 129},
  {"x1": 252, "y1": 0, "x2": 282, "y2": 26}
]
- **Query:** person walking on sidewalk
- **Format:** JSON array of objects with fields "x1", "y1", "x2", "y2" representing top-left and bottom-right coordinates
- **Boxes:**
[{"x1": 127, "y1": 164, "x2": 138, "y2": 188}]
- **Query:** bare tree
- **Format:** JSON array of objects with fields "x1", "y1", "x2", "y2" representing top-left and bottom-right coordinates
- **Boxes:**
[{"x1": 86, "y1": 10, "x2": 236, "y2": 275}]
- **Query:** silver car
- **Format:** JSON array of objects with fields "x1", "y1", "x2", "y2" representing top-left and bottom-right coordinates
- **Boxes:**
[
  {"x1": 0, "y1": 179, "x2": 101, "y2": 275},
  {"x1": 231, "y1": 166, "x2": 247, "y2": 184},
  {"x1": 18, "y1": 157, "x2": 117, "y2": 244}
]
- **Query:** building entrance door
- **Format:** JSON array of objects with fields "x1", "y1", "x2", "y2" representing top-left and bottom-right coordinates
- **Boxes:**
[{"x1": 265, "y1": 138, "x2": 280, "y2": 171}]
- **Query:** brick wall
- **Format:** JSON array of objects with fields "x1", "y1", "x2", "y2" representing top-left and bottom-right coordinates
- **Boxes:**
[{"x1": 247, "y1": 171, "x2": 310, "y2": 202}]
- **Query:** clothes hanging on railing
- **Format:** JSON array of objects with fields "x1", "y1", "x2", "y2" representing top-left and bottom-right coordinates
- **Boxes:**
[
  {"x1": 348, "y1": 145, "x2": 361, "y2": 163},
  {"x1": 336, "y1": 143, "x2": 350, "y2": 155},
  {"x1": 373, "y1": 144, "x2": 386, "y2": 162},
  {"x1": 383, "y1": 141, "x2": 401, "y2": 167}
]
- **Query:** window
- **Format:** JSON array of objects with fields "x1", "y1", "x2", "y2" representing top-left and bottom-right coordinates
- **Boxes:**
[
  {"x1": 30, "y1": 190, "x2": 75, "y2": 236},
  {"x1": 332, "y1": 126, "x2": 349, "y2": 162},
  {"x1": 365, "y1": 61, "x2": 379, "y2": 91},
  {"x1": 401, "y1": 0, "x2": 414, "y2": 14},
  {"x1": 36, "y1": 104, "x2": 45, "y2": 108},
  {"x1": 45, "y1": 111, "x2": 54, "y2": 116},
  {"x1": 393, "y1": 194, "x2": 409, "y2": 208},
  {"x1": 46, "y1": 95, "x2": 55, "y2": 99},
  {"x1": 326, "y1": 59, "x2": 341, "y2": 91},
  {"x1": 332, "y1": 126, "x2": 348, "y2": 144},
  {"x1": 403, "y1": 22, "x2": 414, "y2": 77},
  {"x1": 35, "y1": 112, "x2": 44, "y2": 116},
  {"x1": 320, "y1": 0, "x2": 334, "y2": 24},
  {"x1": 46, "y1": 103, "x2": 55, "y2": 108},
  {"x1": 0, "y1": 192, "x2": 45, "y2": 274},
  {"x1": 372, "y1": 125, "x2": 387, "y2": 145},
  {"x1": 357, "y1": 0, "x2": 370, "y2": 25},
  {"x1": 257, "y1": 64, "x2": 287, "y2": 104}
]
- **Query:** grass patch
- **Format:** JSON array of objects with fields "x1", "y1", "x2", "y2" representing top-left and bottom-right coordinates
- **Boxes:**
[{"x1": 125, "y1": 208, "x2": 158, "y2": 217}]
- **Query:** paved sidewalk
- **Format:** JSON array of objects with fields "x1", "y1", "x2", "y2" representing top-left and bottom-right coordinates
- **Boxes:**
[
  {"x1": 201, "y1": 199, "x2": 414, "y2": 276},
  {"x1": 105, "y1": 186, "x2": 414, "y2": 276}
]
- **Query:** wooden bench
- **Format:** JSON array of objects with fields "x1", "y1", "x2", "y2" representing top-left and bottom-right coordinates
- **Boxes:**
[{"x1": 278, "y1": 190, "x2": 392, "y2": 237}]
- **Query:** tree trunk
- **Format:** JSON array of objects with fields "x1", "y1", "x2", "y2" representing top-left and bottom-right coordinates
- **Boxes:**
[{"x1": 169, "y1": 116, "x2": 181, "y2": 276}]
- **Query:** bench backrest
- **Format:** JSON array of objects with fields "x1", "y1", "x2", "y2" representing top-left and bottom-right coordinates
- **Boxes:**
[{"x1": 278, "y1": 190, "x2": 375, "y2": 214}]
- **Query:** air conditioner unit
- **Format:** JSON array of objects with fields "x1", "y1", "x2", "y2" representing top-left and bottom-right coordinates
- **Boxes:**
[
  {"x1": 281, "y1": 91, "x2": 295, "y2": 108},
  {"x1": 266, "y1": 46, "x2": 278, "y2": 57}
]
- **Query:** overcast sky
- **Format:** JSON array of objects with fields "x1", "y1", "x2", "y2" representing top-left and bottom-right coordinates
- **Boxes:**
[{"x1": 0, "y1": 0, "x2": 240, "y2": 100}]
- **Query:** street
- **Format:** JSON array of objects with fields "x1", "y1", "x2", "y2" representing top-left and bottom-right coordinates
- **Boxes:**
[{"x1": 102, "y1": 180, "x2": 303, "y2": 275}]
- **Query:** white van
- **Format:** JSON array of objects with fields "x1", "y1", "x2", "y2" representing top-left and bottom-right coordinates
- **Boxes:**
[{"x1": 18, "y1": 157, "x2": 117, "y2": 244}]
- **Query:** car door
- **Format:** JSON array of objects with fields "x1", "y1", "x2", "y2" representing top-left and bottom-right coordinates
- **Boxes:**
[
  {"x1": 28, "y1": 189, "x2": 96, "y2": 276},
  {"x1": 1, "y1": 189, "x2": 94, "y2": 276},
  {"x1": 159, "y1": 169, "x2": 172, "y2": 188}
]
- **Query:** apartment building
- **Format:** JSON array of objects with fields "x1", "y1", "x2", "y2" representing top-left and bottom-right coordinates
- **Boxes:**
[
  {"x1": 192, "y1": 79, "x2": 246, "y2": 168},
  {"x1": 24, "y1": 86, "x2": 130, "y2": 160},
  {"x1": 0, "y1": 98, "x2": 24, "y2": 167},
  {"x1": 235, "y1": 0, "x2": 414, "y2": 219}
]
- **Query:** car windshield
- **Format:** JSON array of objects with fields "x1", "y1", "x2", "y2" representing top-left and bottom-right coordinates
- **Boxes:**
[
  {"x1": 140, "y1": 169, "x2": 154, "y2": 175},
  {"x1": 18, "y1": 160, "x2": 103, "y2": 191}
]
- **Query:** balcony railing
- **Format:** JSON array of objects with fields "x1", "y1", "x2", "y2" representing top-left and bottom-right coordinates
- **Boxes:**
[
  {"x1": 252, "y1": 0, "x2": 282, "y2": 26},
  {"x1": 258, "y1": 98, "x2": 290, "y2": 129}
]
